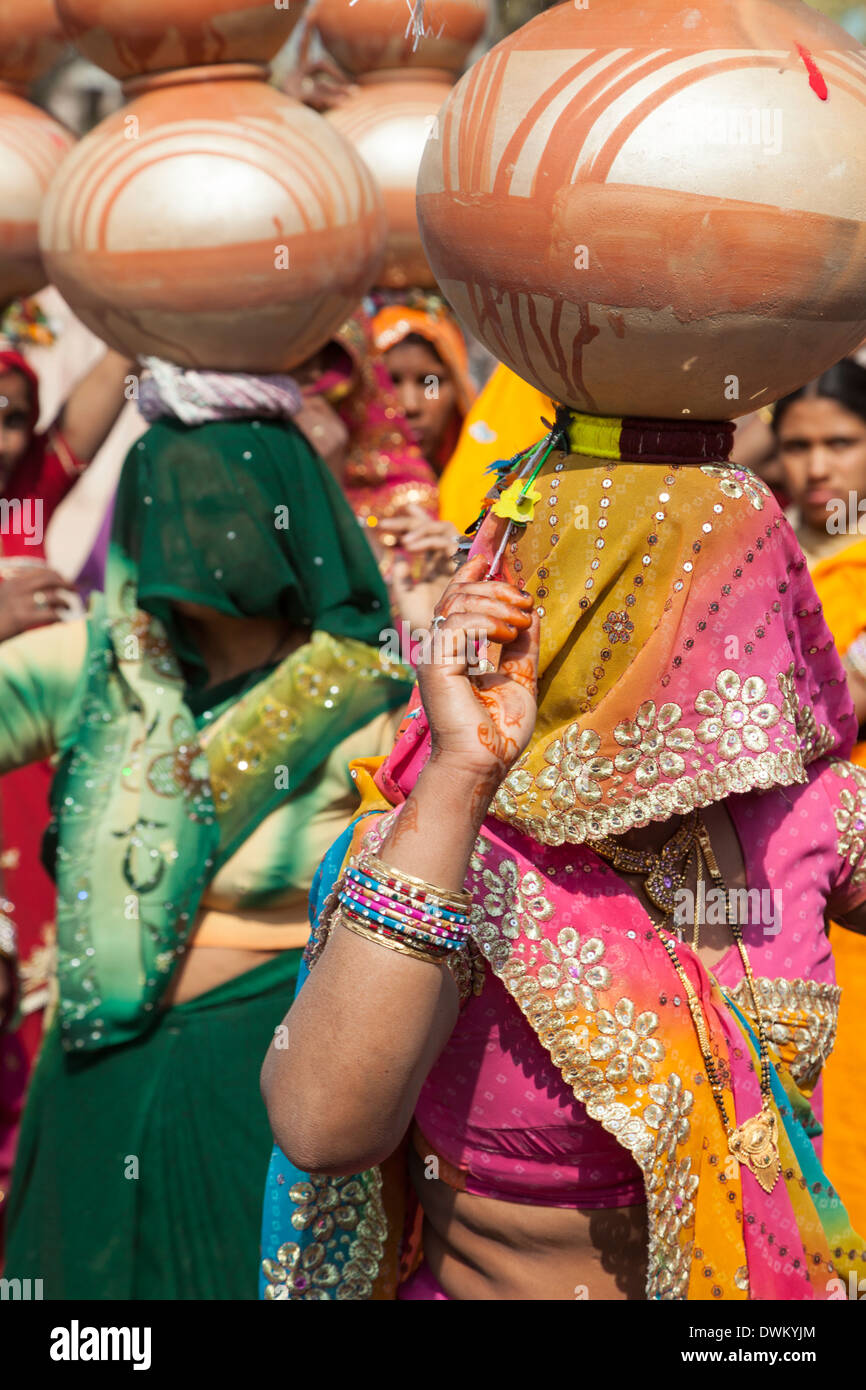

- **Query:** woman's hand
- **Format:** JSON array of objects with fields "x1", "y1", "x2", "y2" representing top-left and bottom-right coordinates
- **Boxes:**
[
  {"x1": 0, "y1": 567, "x2": 76, "y2": 642},
  {"x1": 417, "y1": 553, "x2": 539, "y2": 783},
  {"x1": 383, "y1": 507, "x2": 460, "y2": 561},
  {"x1": 381, "y1": 507, "x2": 461, "y2": 629}
]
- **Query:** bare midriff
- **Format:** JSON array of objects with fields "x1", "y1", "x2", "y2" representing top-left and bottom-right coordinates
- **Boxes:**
[
  {"x1": 160, "y1": 903, "x2": 311, "y2": 1007},
  {"x1": 408, "y1": 1145, "x2": 649, "y2": 1300}
]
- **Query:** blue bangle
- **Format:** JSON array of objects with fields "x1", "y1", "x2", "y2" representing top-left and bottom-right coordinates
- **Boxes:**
[
  {"x1": 339, "y1": 890, "x2": 466, "y2": 950},
  {"x1": 346, "y1": 866, "x2": 470, "y2": 924}
]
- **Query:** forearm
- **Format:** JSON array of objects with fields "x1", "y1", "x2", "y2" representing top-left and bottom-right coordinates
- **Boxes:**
[
  {"x1": 262, "y1": 758, "x2": 496, "y2": 1172},
  {"x1": 379, "y1": 754, "x2": 496, "y2": 888},
  {"x1": 263, "y1": 554, "x2": 539, "y2": 1175},
  {"x1": 57, "y1": 349, "x2": 136, "y2": 464}
]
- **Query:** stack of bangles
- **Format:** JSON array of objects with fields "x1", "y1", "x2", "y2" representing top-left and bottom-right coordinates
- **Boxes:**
[{"x1": 337, "y1": 854, "x2": 471, "y2": 966}]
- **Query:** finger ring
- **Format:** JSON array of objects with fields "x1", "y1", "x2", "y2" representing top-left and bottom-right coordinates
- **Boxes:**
[
  {"x1": 431, "y1": 613, "x2": 446, "y2": 630},
  {"x1": 32, "y1": 590, "x2": 47, "y2": 609}
]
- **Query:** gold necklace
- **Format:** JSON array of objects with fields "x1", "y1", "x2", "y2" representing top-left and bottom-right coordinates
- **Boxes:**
[
  {"x1": 591, "y1": 811, "x2": 698, "y2": 934},
  {"x1": 648, "y1": 817, "x2": 780, "y2": 1193}
]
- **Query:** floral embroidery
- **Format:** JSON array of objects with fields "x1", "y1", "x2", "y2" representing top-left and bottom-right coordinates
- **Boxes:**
[
  {"x1": 694, "y1": 671, "x2": 780, "y2": 758},
  {"x1": 833, "y1": 787, "x2": 866, "y2": 871},
  {"x1": 535, "y1": 726, "x2": 613, "y2": 808},
  {"x1": 536, "y1": 926, "x2": 611, "y2": 1013},
  {"x1": 644, "y1": 1074, "x2": 696, "y2": 1299},
  {"x1": 727, "y1": 976, "x2": 841, "y2": 1094},
  {"x1": 589, "y1": 997, "x2": 665, "y2": 1082},
  {"x1": 602, "y1": 609, "x2": 634, "y2": 644},
  {"x1": 480, "y1": 858, "x2": 555, "y2": 940},
  {"x1": 147, "y1": 718, "x2": 210, "y2": 811},
  {"x1": 614, "y1": 700, "x2": 695, "y2": 786},
  {"x1": 828, "y1": 760, "x2": 866, "y2": 888},
  {"x1": 493, "y1": 747, "x2": 804, "y2": 847},
  {"x1": 261, "y1": 1172, "x2": 387, "y2": 1300},
  {"x1": 777, "y1": 664, "x2": 836, "y2": 762},
  {"x1": 700, "y1": 464, "x2": 770, "y2": 510}
]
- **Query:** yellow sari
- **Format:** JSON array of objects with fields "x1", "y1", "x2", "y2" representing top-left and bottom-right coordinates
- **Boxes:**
[{"x1": 438, "y1": 363, "x2": 553, "y2": 532}]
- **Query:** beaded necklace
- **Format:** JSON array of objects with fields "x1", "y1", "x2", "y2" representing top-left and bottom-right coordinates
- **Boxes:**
[{"x1": 592, "y1": 814, "x2": 780, "y2": 1192}]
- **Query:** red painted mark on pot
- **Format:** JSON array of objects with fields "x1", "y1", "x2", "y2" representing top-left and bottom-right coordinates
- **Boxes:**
[{"x1": 795, "y1": 43, "x2": 828, "y2": 101}]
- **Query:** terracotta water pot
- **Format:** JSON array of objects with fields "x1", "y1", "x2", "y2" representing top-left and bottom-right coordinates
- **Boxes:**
[
  {"x1": 0, "y1": 0, "x2": 67, "y2": 87},
  {"x1": 55, "y1": 0, "x2": 301, "y2": 80},
  {"x1": 0, "y1": 89, "x2": 75, "y2": 306},
  {"x1": 312, "y1": 0, "x2": 487, "y2": 78},
  {"x1": 328, "y1": 74, "x2": 452, "y2": 288},
  {"x1": 417, "y1": 0, "x2": 866, "y2": 419},
  {"x1": 39, "y1": 69, "x2": 386, "y2": 370}
]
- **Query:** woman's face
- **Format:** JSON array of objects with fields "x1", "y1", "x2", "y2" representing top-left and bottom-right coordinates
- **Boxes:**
[
  {"x1": 0, "y1": 370, "x2": 34, "y2": 490},
  {"x1": 385, "y1": 340, "x2": 458, "y2": 468},
  {"x1": 777, "y1": 396, "x2": 866, "y2": 531}
]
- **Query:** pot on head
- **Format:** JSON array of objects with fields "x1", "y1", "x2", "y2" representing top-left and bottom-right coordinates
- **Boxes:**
[
  {"x1": 328, "y1": 74, "x2": 453, "y2": 289},
  {"x1": 311, "y1": 0, "x2": 487, "y2": 79},
  {"x1": 39, "y1": 68, "x2": 386, "y2": 369},
  {"x1": 55, "y1": 0, "x2": 301, "y2": 81},
  {"x1": 417, "y1": 0, "x2": 866, "y2": 419}
]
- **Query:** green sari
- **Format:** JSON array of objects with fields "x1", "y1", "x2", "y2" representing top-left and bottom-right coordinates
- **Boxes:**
[{"x1": 3, "y1": 417, "x2": 411, "y2": 1297}]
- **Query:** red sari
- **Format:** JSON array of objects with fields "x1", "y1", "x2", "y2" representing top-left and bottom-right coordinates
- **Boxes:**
[{"x1": 0, "y1": 349, "x2": 85, "y2": 1250}]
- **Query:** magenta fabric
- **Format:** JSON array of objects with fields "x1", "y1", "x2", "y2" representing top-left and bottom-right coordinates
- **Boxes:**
[
  {"x1": 397, "y1": 1263, "x2": 451, "y2": 1300},
  {"x1": 406, "y1": 759, "x2": 863, "y2": 1247},
  {"x1": 416, "y1": 968, "x2": 645, "y2": 1208}
]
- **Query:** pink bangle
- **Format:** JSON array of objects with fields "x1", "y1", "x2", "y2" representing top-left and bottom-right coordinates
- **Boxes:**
[
  {"x1": 341, "y1": 886, "x2": 468, "y2": 941},
  {"x1": 342, "y1": 883, "x2": 469, "y2": 934}
]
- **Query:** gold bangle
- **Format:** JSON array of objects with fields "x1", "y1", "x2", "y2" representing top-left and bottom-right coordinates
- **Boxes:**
[
  {"x1": 360, "y1": 852, "x2": 472, "y2": 914},
  {"x1": 339, "y1": 914, "x2": 450, "y2": 968},
  {"x1": 0, "y1": 912, "x2": 17, "y2": 963}
]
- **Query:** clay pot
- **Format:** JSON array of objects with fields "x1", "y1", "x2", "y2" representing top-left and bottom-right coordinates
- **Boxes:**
[
  {"x1": 0, "y1": 89, "x2": 75, "y2": 306},
  {"x1": 55, "y1": 0, "x2": 300, "y2": 81},
  {"x1": 312, "y1": 0, "x2": 487, "y2": 78},
  {"x1": 328, "y1": 75, "x2": 452, "y2": 288},
  {"x1": 417, "y1": 0, "x2": 866, "y2": 419},
  {"x1": 38, "y1": 69, "x2": 385, "y2": 370},
  {"x1": 0, "y1": 0, "x2": 67, "y2": 87}
]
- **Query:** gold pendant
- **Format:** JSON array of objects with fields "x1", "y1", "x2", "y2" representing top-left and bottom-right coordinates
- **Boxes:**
[{"x1": 728, "y1": 1107, "x2": 781, "y2": 1193}]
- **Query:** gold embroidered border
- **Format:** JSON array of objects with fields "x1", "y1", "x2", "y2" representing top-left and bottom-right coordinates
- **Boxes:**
[
  {"x1": 493, "y1": 749, "x2": 808, "y2": 847},
  {"x1": 727, "y1": 975, "x2": 841, "y2": 1094},
  {"x1": 467, "y1": 836, "x2": 715, "y2": 1300}
]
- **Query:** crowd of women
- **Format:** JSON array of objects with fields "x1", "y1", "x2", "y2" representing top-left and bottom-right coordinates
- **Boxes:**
[{"x1": 1, "y1": 9, "x2": 866, "y2": 1304}]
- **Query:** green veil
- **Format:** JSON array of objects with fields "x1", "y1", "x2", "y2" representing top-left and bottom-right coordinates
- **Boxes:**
[{"x1": 49, "y1": 418, "x2": 411, "y2": 1053}]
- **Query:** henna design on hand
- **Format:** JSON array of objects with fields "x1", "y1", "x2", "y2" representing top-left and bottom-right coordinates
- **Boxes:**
[{"x1": 387, "y1": 796, "x2": 420, "y2": 850}]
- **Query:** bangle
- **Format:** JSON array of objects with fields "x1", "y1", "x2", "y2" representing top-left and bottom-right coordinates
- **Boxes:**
[
  {"x1": 361, "y1": 853, "x2": 471, "y2": 914},
  {"x1": 346, "y1": 866, "x2": 469, "y2": 923},
  {"x1": 340, "y1": 895, "x2": 467, "y2": 951},
  {"x1": 343, "y1": 878, "x2": 470, "y2": 931},
  {"x1": 339, "y1": 913, "x2": 449, "y2": 968},
  {"x1": 337, "y1": 853, "x2": 473, "y2": 963},
  {"x1": 0, "y1": 911, "x2": 17, "y2": 963},
  {"x1": 847, "y1": 633, "x2": 866, "y2": 681}
]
